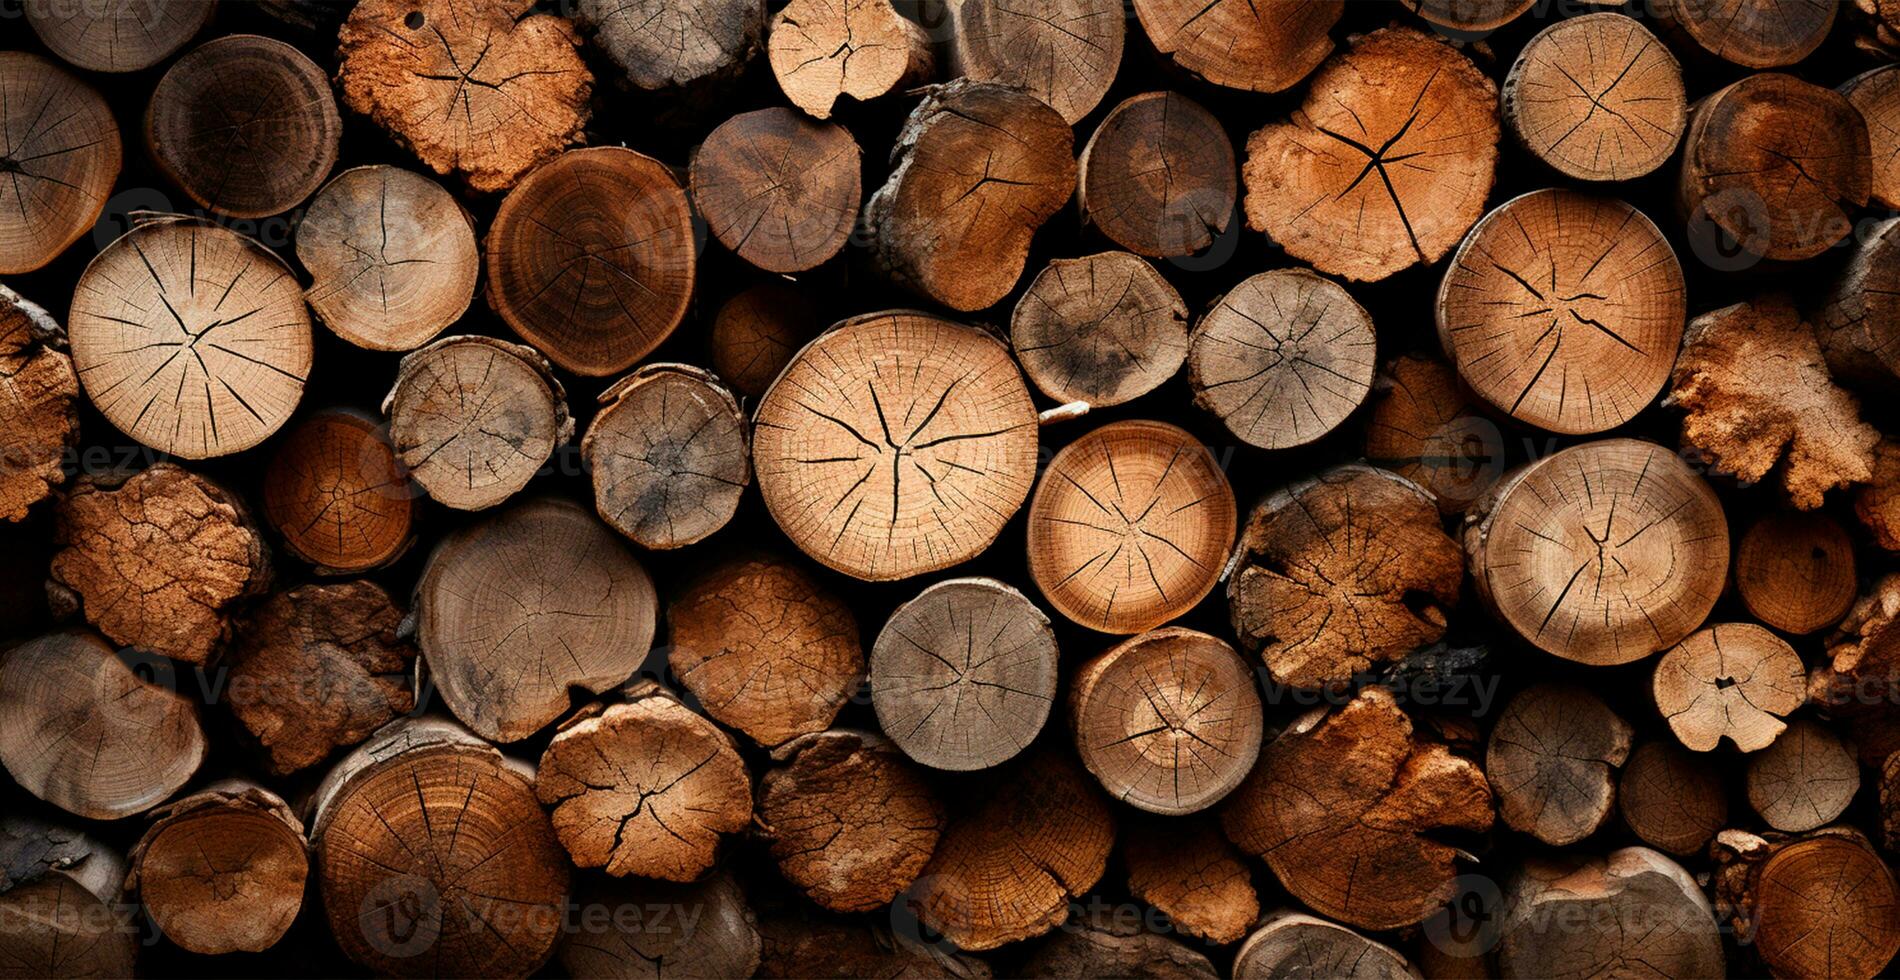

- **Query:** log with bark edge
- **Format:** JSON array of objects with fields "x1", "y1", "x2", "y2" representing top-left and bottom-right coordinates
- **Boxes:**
[
  {"x1": 1021, "y1": 912, "x2": 1218, "y2": 979},
  {"x1": 1078, "y1": 92, "x2": 1234, "y2": 260},
  {"x1": 0, "y1": 630, "x2": 205, "y2": 820},
  {"x1": 1231, "y1": 910, "x2": 1416, "y2": 980},
  {"x1": 1130, "y1": 0, "x2": 1340, "y2": 94},
  {"x1": 0, "y1": 54, "x2": 119, "y2": 276},
  {"x1": 222, "y1": 580, "x2": 417, "y2": 776},
  {"x1": 1485, "y1": 683, "x2": 1632, "y2": 846},
  {"x1": 0, "y1": 814, "x2": 136, "y2": 979},
  {"x1": 1654, "y1": 622, "x2": 1807, "y2": 753},
  {"x1": 669, "y1": 554, "x2": 862, "y2": 747},
  {"x1": 1362, "y1": 354, "x2": 1501, "y2": 516},
  {"x1": 709, "y1": 281, "x2": 819, "y2": 399},
  {"x1": 1665, "y1": 294, "x2": 1880, "y2": 509},
  {"x1": 559, "y1": 871, "x2": 761, "y2": 980},
  {"x1": 1069, "y1": 627, "x2": 1263, "y2": 815},
  {"x1": 582, "y1": 362, "x2": 749, "y2": 550},
  {"x1": 869, "y1": 576, "x2": 1058, "y2": 771},
  {"x1": 296, "y1": 165, "x2": 479, "y2": 352},
  {"x1": 145, "y1": 35, "x2": 340, "y2": 220},
  {"x1": 0, "y1": 285, "x2": 78, "y2": 522},
  {"x1": 574, "y1": 0, "x2": 764, "y2": 97},
  {"x1": 1712, "y1": 827, "x2": 1900, "y2": 980},
  {"x1": 751, "y1": 311, "x2": 1040, "y2": 581},
  {"x1": 1656, "y1": 0, "x2": 1837, "y2": 67},
  {"x1": 864, "y1": 81, "x2": 1076, "y2": 312},
  {"x1": 945, "y1": 0, "x2": 1122, "y2": 126},
  {"x1": 1220, "y1": 687, "x2": 1493, "y2": 931},
  {"x1": 1813, "y1": 573, "x2": 1900, "y2": 766},
  {"x1": 67, "y1": 216, "x2": 312, "y2": 460},
  {"x1": 261, "y1": 408, "x2": 416, "y2": 575},
  {"x1": 336, "y1": 0, "x2": 590, "y2": 194},
  {"x1": 907, "y1": 746, "x2": 1114, "y2": 951},
  {"x1": 766, "y1": 0, "x2": 933, "y2": 120},
  {"x1": 309, "y1": 716, "x2": 568, "y2": 977},
  {"x1": 1819, "y1": 216, "x2": 1900, "y2": 388},
  {"x1": 1010, "y1": 252, "x2": 1189, "y2": 410},
  {"x1": 1859, "y1": 438, "x2": 1900, "y2": 551},
  {"x1": 756, "y1": 912, "x2": 994, "y2": 978},
  {"x1": 690, "y1": 108, "x2": 860, "y2": 274},
  {"x1": 1464, "y1": 438, "x2": 1729, "y2": 665},
  {"x1": 1242, "y1": 27, "x2": 1498, "y2": 283},
  {"x1": 1501, "y1": 14, "x2": 1686, "y2": 183},
  {"x1": 1746, "y1": 719, "x2": 1862, "y2": 833},
  {"x1": 22, "y1": 0, "x2": 213, "y2": 72},
  {"x1": 1736, "y1": 511, "x2": 1858, "y2": 635},
  {"x1": 1122, "y1": 814, "x2": 1259, "y2": 945},
  {"x1": 1188, "y1": 267, "x2": 1378, "y2": 449},
  {"x1": 757, "y1": 729, "x2": 945, "y2": 912},
  {"x1": 381, "y1": 335, "x2": 572, "y2": 512},
  {"x1": 1842, "y1": 65, "x2": 1900, "y2": 211},
  {"x1": 534, "y1": 684, "x2": 752, "y2": 880},
  {"x1": 50, "y1": 463, "x2": 269, "y2": 665},
  {"x1": 1677, "y1": 74, "x2": 1870, "y2": 263},
  {"x1": 1025, "y1": 420, "x2": 1235, "y2": 634},
  {"x1": 1618, "y1": 741, "x2": 1728, "y2": 856},
  {"x1": 1496, "y1": 847, "x2": 1724, "y2": 979},
  {"x1": 1225, "y1": 464, "x2": 1462, "y2": 689},
  {"x1": 124, "y1": 781, "x2": 307, "y2": 955}
]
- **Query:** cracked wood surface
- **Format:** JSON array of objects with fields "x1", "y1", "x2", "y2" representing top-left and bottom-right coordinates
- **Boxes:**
[
  {"x1": 262, "y1": 408, "x2": 415, "y2": 574},
  {"x1": 0, "y1": 815, "x2": 135, "y2": 979},
  {"x1": 1231, "y1": 910, "x2": 1415, "y2": 980},
  {"x1": 1736, "y1": 510, "x2": 1857, "y2": 634},
  {"x1": 1859, "y1": 436, "x2": 1900, "y2": 550},
  {"x1": 576, "y1": 0, "x2": 763, "y2": 93},
  {"x1": 1821, "y1": 215, "x2": 1900, "y2": 387},
  {"x1": 1498, "y1": 847, "x2": 1724, "y2": 980},
  {"x1": 0, "y1": 285, "x2": 78, "y2": 522},
  {"x1": 23, "y1": 0, "x2": 212, "y2": 73},
  {"x1": 1746, "y1": 719, "x2": 1861, "y2": 833},
  {"x1": 1010, "y1": 251, "x2": 1189, "y2": 410},
  {"x1": 1655, "y1": 623, "x2": 1805, "y2": 753},
  {"x1": 767, "y1": 0, "x2": 932, "y2": 120},
  {"x1": 582, "y1": 362, "x2": 749, "y2": 550},
  {"x1": 1131, "y1": 0, "x2": 1339, "y2": 95},
  {"x1": 557, "y1": 870, "x2": 760, "y2": 979},
  {"x1": 946, "y1": 0, "x2": 1123, "y2": 126},
  {"x1": 1123, "y1": 814, "x2": 1258, "y2": 946},
  {"x1": 383, "y1": 334, "x2": 570, "y2": 511},
  {"x1": 1485, "y1": 682, "x2": 1632, "y2": 847},
  {"x1": 1401, "y1": 0, "x2": 1534, "y2": 30},
  {"x1": 710, "y1": 281, "x2": 820, "y2": 399},
  {"x1": 1842, "y1": 64, "x2": 1900, "y2": 210},
  {"x1": 0, "y1": 52, "x2": 119, "y2": 275},
  {"x1": 1079, "y1": 92, "x2": 1234, "y2": 259},
  {"x1": 690, "y1": 107, "x2": 860, "y2": 274},
  {"x1": 124, "y1": 781, "x2": 307, "y2": 956},
  {"x1": 1362, "y1": 354, "x2": 1500, "y2": 515},
  {"x1": 1658, "y1": 0, "x2": 1836, "y2": 67},
  {"x1": 1502, "y1": 14, "x2": 1686, "y2": 182},
  {"x1": 1618, "y1": 741, "x2": 1727, "y2": 856},
  {"x1": 1715, "y1": 829, "x2": 1900, "y2": 980},
  {"x1": 1813, "y1": 573, "x2": 1900, "y2": 766},
  {"x1": 1020, "y1": 912, "x2": 1217, "y2": 978}
]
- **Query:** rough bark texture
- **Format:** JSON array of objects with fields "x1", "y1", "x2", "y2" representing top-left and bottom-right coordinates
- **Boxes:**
[
  {"x1": 1654, "y1": 622, "x2": 1807, "y2": 753},
  {"x1": 1131, "y1": 0, "x2": 1340, "y2": 94},
  {"x1": 0, "y1": 53, "x2": 120, "y2": 275},
  {"x1": 1746, "y1": 719, "x2": 1861, "y2": 833},
  {"x1": 1362, "y1": 354, "x2": 1501, "y2": 515},
  {"x1": 0, "y1": 814, "x2": 135, "y2": 979},
  {"x1": 23, "y1": 0, "x2": 213, "y2": 72},
  {"x1": 1077, "y1": 91, "x2": 1232, "y2": 259},
  {"x1": 1122, "y1": 814, "x2": 1259, "y2": 946},
  {"x1": 690, "y1": 108, "x2": 860, "y2": 273},
  {"x1": 1501, "y1": 13, "x2": 1686, "y2": 181},
  {"x1": 261, "y1": 407, "x2": 416, "y2": 575},
  {"x1": 1619, "y1": 740, "x2": 1728, "y2": 856},
  {"x1": 124, "y1": 781, "x2": 308, "y2": 955},
  {"x1": 1497, "y1": 847, "x2": 1725, "y2": 979},
  {"x1": 1736, "y1": 511, "x2": 1857, "y2": 634},
  {"x1": 582, "y1": 362, "x2": 749, "y2": 549},
  {"x1": 1712, "y1": 828, "x2": 1900, "y2": 980},
  {"x1": 946, "y1": 0, "x2": 1123, "y2": 125},
  {"x1": 1232, "y1": 910, "x2": 1416, "y2": 980},
  {"x1": 0, "y1": 285, "x2": 79, "y2": 522},
  {"x1": 1010, "y1": 252, "x2": 1189, "y2": 410},
  {"x1": 558, "y1": 871, "x2": 760, "y2": 979},
  {"x1": 767, "y1": 0, "x2": 932, "y2": 120},
  {"x1": 1486, "y1": 683, "x2": 1633, "y2": 847}
]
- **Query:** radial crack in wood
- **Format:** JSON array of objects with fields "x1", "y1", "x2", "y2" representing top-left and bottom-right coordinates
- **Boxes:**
[
  {"x1": 0, "y1": 286, "x2": 79, "y2": 522},
  {"x1": 1713, "y1": 828, "x2": 1900, "y2": 980},
  {"x1": 0, "y1": 53, "x2": 120, "y2": 275},
  {"x1": 691, "y1": 108, "x2": 860, "y2": 273},
  {"x1": 767, "y1": 0, "x2": 933, "y2": 120},
  {"x1": 1232, "y1": 910, "x2": 1417, "y2": 980},
  {"x1": 1122, "y1": 813, "x2": 1258, "y2": 946},
  {"x1": 1736, "y1": 511, "x2": 1857, "y2": 635},
  {"x1": 1011, "y1": 252, "x2": 1189, "y2": 410},
  {"x1": 1486, "y1": 683, "x2": 1632, "y2": 846},
  {"x1": 23, "y1": 0, "x2": 213, "y2": 73},
  {"x1": 1131, "y1": 0, "x2": 1340, "y2": 95},
  {"x1": 1747, "y1": 719, "x2": 1861, "y2": 833},
  {"x1": 125, "y1": 781, "x2": 308, "y2": 955},
  {"x1": 583, "y1": 363, "x2": 749, "y2": 550},
  {"x1": 262, "y1": 408, "x2": 415, "y2": 575},
  {"x1": 947, "y1": 0, "x2": 1123, "y2": 125},
  {"x1": 1362, "y1": 354, "x2": 1501, "y2": 515},
  {"x1": 1654, "y1": 622, "x2": 1805, "y2": 753},
  {"x1": 710, "y1": 282, "x2": 820, "y2": 399},
  {"x1": 1080, "y1": 92, "x2": 1234, "y2": 260},
  {"x1": 1502, "y1": 14, "x2": 1685, "y2": 182},
  {"x1": 1618, "y1": 741, "x2": 1727, "y2": 856},
  {"x1": 558, "y1": 871, "x2": 761, "y2": 979}
]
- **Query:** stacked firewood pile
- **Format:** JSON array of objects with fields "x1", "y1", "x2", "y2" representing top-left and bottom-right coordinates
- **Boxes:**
[{"x1": 10, "y1": 0, "x2": 1900, "y2": 976}]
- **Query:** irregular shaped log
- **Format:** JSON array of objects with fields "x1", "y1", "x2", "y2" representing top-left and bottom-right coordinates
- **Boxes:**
[
  {"x1": 669, "y1": 553, "x2": 861, "y2": 746},
  {"x1": 1859, "y1": 437, "x2": 1900, "y2": 550},
  {"x1": 908, "y1": 747, "x2": 1115, "y2": 950},
  {"x1": 757, "y1": 912, "x2": 994, "y2": 978},
  {"x1": 1842, "y1": 65, "x2": 1900, "y2": 211},
  {"x1": 1026, "y1": 421, "x2": 1234, "y2": 634},
  {"x1": 1232, "y1": 911, "x2": 1416, "y2": 979},
  {"x1": 1747, "y1": 720, "x2": 1861, "y2": 833},
  {"x1": 559, "y1": 871, "x2": 760, "y2": 979},
  {"x1": 1654, "y1": 622, "x2": 1806, "y2": 752},
  {"x1": 582, "y1": 363, "x2": 749, "y2": 549},
  {"x1": 1821, "y1": 216, "x2": 1900, "y2": 389},
  {"x1": 535, "y1": 685, "x2": 752, "y2": 880},
  {"x1": 1123, "y1": 814, "x2": 1259, "y2": 945},
  {"x1": 870, "y1": 576, "x2": 1058, "y2": 771},
  {"x1": 310, "y1": 717, "x2": 568, "y2": 977},
  {"x1": 1226, "y1": 465, "x2": 1462, "y2": 688},
  {"x1": 1070, "y1": 628, "x2": 1263, "y2": 815},
  {"x1": 23, "y1": 0, "x2": 212, "y2": 72},
  {"x1": 946, "y1": 0, "x2": 1122, "y2": 125},
  {"x1": 297, "y1": 165, "x2": 479, "y2": 352},
  {"x1": 1497, "y1": 847, "x2": 1724, "y2": 979},
  {"x1": 1010, "y1": 252, "x2": 1189, "y2": 409},
  {"x1": 51, "y1": 464, "x2": 269, "y2": 665},
  {"x1": 1814, "y1": 574, "x2": 1900, "y2": 766},
  {"x1": 758, "y1": 729, "x2": 945, "y2": 912},
  {"x1": 125, "y1": 781, "x2": 307, "y2": 955},
  {"x1": 0, "y1": 815, "x2": 135, "y2": 979},
  {"x1": 1403, "y1": 0, "x2": 1535, "y2": 31},
  {"x1": 1619, "y1": 741, "x2": 1728, "y2": 856},
  {"x1": 1465, "y1": 439, "x2": 1729, "y2": 665},
  {"x1": 1486, "y1": 683, "x2": 1632, "y2": 846},
  {"x1": 1243, "y1": 27, "x2": 1498, "y2": 282},
  {"x1": 68, "y1": 216, "x2": 312, "y2": 459},
  {"x1": 1022, "y1": 913, "x2": 1218, "y2": 979},
  {"x1": 0, "y1": 54, "x2": 120, "y2": 275},
  {"x1": 1657, "y1": 0, "x2": 1836, "y2": 67},
  {"x1": 261, "y1": 408, "x2": 415, "y2": 575},
  {"x1": 0, "y1": 630, "x2": 205, "y2": 820},
  {"x1": 1131, "y1": 0, "x2": 1340, "y2": 94},
  {"x1": 767, "y1": 0, "x2": 933, "y2": 120},
  {"x1": 0, "y1": 286, "x2": 78, "y2": 522},
  {"x1": 1221, "y1": 687, "x2": 1494, "y2": 930},
  {"x1": 1437, "y1": 190, "x2": 1686, "y2": 434},
  {"x1": 1736, "y1": 511, "x2": 1857, "y2": 634},
  {"x1": 1362, "y1": 354, "x2": 1501, "y2": 515},
  {"x1": 1502, "y1": 14, "x2": 1685, "y2": 182},
  {"x1": 575, "y1": 0, "x2": 764, "y2": 96},
  {"x1": 1078, "y1": 92, "x2": 1233, "y2": 259},
  {"x1": 414, "y1": 497, "x2": 657, "y2": 742},
  {"x1": 1677, "y1": 74, "x2": 1869, "y2": 263},
  {"x1": 690, "y1": 109, "x2": 860, "y2": 273},
  {"x1": 709, "y1": 282, "x2": 819, "y2": 399},
  {"x1": 1189, "y1": 268, "x2": 1377, "y2": 449},
  {"x1": 382, "y1": 335, "x2": 572, "y2": 511},
  {"x1": 223, "y1": 580, "x2": 416, "y2": 776},
  {"x1": 752, "y1": 311, "x2": 1039, "y2": 580},
  {"x1": 865, "y1": 81, "x2": 1076, "y2": 311},
  {"x1": 336, "y1": 0, "x2": 590, "y2": 193},
  {"x1": 1713, "y1": 827, "x2": 1900, "y2": 980}
]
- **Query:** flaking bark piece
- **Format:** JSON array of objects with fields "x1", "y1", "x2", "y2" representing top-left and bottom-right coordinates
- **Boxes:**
[
  {"x1": 0, "y1": 285, "x2": 78, "y2": 522},
  {"x1": 1813, "y1": 573, "x2": 1900, "y2": 765}
]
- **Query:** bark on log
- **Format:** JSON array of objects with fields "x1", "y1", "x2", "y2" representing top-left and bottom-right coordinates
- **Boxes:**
[
  {"x1": 23, "y1": 0, "x2": 212, "y2": 72},
  {"x1": 1122, "y1": 814, "x2": 1259, "y2": 945},
  {"x1": 1858, "y1": 437, "x2": 1900, "y2": 550},
  {"x1": 1736, "y1": 511, "x2": 1857, "y2": 635},
  {"x1": 668, "y1": 553, "x2": 862, "y2": 746},
  {"x1": 1220, "y1": 687, "x2": 1494, "y2": 931},
  {"x1": 50, "y1": 464, "x2": 269, "y2": 665},
  {"x1": 709, "y1": 282, "x2": 820, "y2": 399},
  {"x1": 752, "y1": 311, "x2": 1039, "y2": 581},
  {"x1": 1362, "y1": 354, "x2": 1501, "y2": 516},
  {"x1": 0, "y1": 630, "x2": 205, "y2": 820},
  {"x1": 1712, "y1": 827, "x2": 1900, "y2": 980},
  {"x1": 1465, "y1": 439, "x2": 1728, "y2": 665},
  {"x1": 1188, "y1": 268, "x2": 1378, "y2": 451},
  {"x1": 1655, "y1": 622, "x2": 1806, "y2": 753},
  {"x1": 574, "y1": 0, "x2": 764, "y2": 97},
  {"x1": 0, "y1": 53, "x2": 119, "y2": 275},
  {"x1": 1226, "y1": 465, "x2": 1462, "y2": 689},
  {"x1": 767, "y1": 0, "x2": 933, "y2": 120},
  {"x1": 1232, "y1": 910, "x2": 1416, "y2": 979},
  {"x1": 869, "y1": 576, "x2": 1058, "y2": 771},
  {"x1": 0, "y1": 815, "x2": 135, "y2": 979},
  {"x1": 534, "y1": 684, "x2": 752, "y2": 880},
  {"x1": 558, "y1": 871, "x2": 760, "y2": 980},
  {"x1": 1818, "y1": 216, "x2": 1900, "y2": 388},
  {"x1": 1242, "y1": 27, "x2": 1498, "y2": 282},
  {"x1": 1486, "y1": 683, "x2": 1632, "y2": 846},
  {"x1": 310, "y1": 716, "x2": 569, "y2": 977},
  {"x1": 690, "y1": 108, "x2": 860, "y2": 273},
  {"x1": 1021, "y1": 914, "x2": 1218, "y2": 979},
  {"x1": 0, "y1": 286, "x2": 78, "y2": 522},
  {"x1": 1501, "y1": 14, "x2": 1686, "y2": 182},
  {"x1": 296, "y1": 165, "x2": 479, "y2": 352},
  {"x1": 1813, "y1": 574, "x2": 1900, "y2": 766},
  {"x1": 1078, "y1": 92, "x2": 1233, "y2": 259},
  {"x1": 336, "y1": 0, "x2": 590, "y2": 193},
  {"x1": 1656, "y1": 0, "x2": 1836, "y2": 67},
  {"x1": 864, "y1": 81, "x2": 1076, "y2": 311},
  {"x1": 1746, "y1": 719, "x2": 1861, "y2": 833},
  {"x1": 1010, "y1": 252, "x2": 1189, "y2": 409},
  {"x1": 757, "y1": 729, "x2": 945, "y2": 912},
  {"x1": 946, "y1": 0, "x2": 1123, "y2": 125},
  {"x1": 68, "y1": 216, "x2": 312, "y2": 460},
  {"x1": 757, "y1": 912, "x2": 994, "y2": 978},
  {"x1": 1496, "y1": 847, "x2": 1724, "y2": 979},
  {"x1": 487, "y1": 146, "x2": 696, "y2": 376},
  {"x1": 413, "y1": 497, "x2": 658, "y2": 742},
  {"x1": 124, "y1": 781, "x2": 307, "y2": 955},
  {"x1": 1130, "y1": 0, "x2": 1341, "y2": 94},
  {"x1": 582, "y1": 363, "x2": 749, "y2": 550},
  {"x1": 381, "y1": 335, "x2": 572, "y2": 511},
  {"x1": 261, "y1": 408, "x2": 415, "y2": 575},
  {"x1": 1619, "y1": 741, "x2": 1728, "y2": 856},
  {"x1": 1842, "y1": 65, "x2": 1900, "y2": 211},
  {"x1": 1437, "y1": 190, "x2": 1686, "y2": 435}
]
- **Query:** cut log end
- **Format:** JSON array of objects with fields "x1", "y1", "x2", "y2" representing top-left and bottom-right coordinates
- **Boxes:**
[
  {"x1": 583, "y1": 363, "x2": 749, "y2": 550},
  {"x1": 1715, "y1": 829, "x2": 1900, "y2": 980},
  {"x1": 690, "y1": 108, "x2": 860, "y2": 273},
  {"x1": 1080, "y1": 91, "x2": 1234, "y2": 258},
  {"x1": 1486, "y1": 683, "x2": 1633, "y2": 846},
  {"x1": 767, "y1": 0, "x2": 933, "y2": 119},
  {"x1": 1362, "y1": 354, "x2": 1501, "y2": 515},
  {"x1": 24, "y1": 0, "x2": 213, "y2": 72},
  {"x1": 1736, "y1": 511, "x2": 1857, "y2": 634},
  {"x1": 1011, "y1": 252, "x2": 1189, "y2": 409},
  {"x1": 1618, "y1": 741, "x2": 1727, "y2": 856},
  {"x1": 1122, "y1": 814, "x2": 1258, "y2": 946},
  {"x1": 1655, "y1": 622, "x2": 1806, "y2": 753},
  {"x1": 1132, "y1": 0, "x2": 1341, "y2": 94},
  {"x1": 577, "y1": 0, "x2": 764, "y2": 95},
  {"x1": 1746, "y1": 719, "x2": 1861, "y2": 833},
  {"x1": 709, "y1": 282, "x2": 820, "y2": 398},
  {"x1": 559, "y1": 872, "x2": 760, "y2": 979},
  {"x1": 0, "y1": 53, "x2": 120, "y2": 275},
  {"x1": 127, "y1": 782, "x2": 308, "y2": 955},
  {"x1": 1659, "y1": 0, "x2": 1836, "y2": 67},
  {"x1": 1502, "y1": 14, "x2": 1685, "y2": 181},
  {"x1": 0, "y1": 816, "x2": 136, "y2": 978},
  {"x1": 262, "y1": 408, "x2": 416, "y2": 575},
  {"x1": 1498, "y1": 848, "x2": 1723, "y2": 979},
  {"x1": 1233, "y1": 911, "x2": 1416, "y2": 979},
  {"x1": 948, "y1": 0, "x2": 1123, "y2": 125}
]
